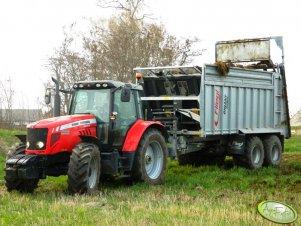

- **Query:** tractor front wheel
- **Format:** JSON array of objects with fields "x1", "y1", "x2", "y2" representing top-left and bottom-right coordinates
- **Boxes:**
[
  {"x1": 131, "y1": 129, "x2": 167, "y2": 185},
  {"x1": 67, "y1": 143, "x2": 101, "y2": 195}
]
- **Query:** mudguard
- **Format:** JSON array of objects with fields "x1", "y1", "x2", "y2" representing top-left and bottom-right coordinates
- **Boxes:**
[{"x1": 122, "y1": 119, "x2": 167, "y2": 152}]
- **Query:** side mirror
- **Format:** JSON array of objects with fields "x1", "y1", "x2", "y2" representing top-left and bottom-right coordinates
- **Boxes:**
[
  {"x1": 45, "y1": 91, "x2": 51, "y2": 105},
  {"x1": 121, "y1": 87, "x2": 131, "y2": 102}
]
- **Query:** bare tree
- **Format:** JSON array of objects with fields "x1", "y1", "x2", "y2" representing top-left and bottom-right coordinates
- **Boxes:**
[
  {"x1": 0, "y1": 78, "x2": 14, "y2": 129},
  {"x1": 98, "y1": 0, "x2": 150, "y2": 20},
  {"x1": 46, "y1": 26, "x2": 89, "y2": 115},
  {"x1": 177, "y1": 38, "x2": 206, "y2": 66},
  {"x1": 46, "y1": 0, "x2": 204, "y2": 114}
]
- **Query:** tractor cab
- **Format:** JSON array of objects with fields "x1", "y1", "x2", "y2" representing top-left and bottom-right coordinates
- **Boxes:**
[{"x1": 70, "y1": 80, "x2": 143, "y2": 151}]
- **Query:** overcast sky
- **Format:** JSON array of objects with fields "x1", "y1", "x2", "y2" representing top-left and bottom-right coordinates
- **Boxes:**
[{"x1": 0, "y1": 0, "x2": 300, "y2": 115}]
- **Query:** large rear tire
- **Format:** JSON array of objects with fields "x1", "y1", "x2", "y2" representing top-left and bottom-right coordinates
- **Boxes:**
[
  {"x1": 263, "y1": 135, "x2": 282, "y2": 166},
  {"x1": 131, "y1": 129, "x2": 167, "y2": 185},
  {"x1": 5, "y1": 143, "x2": 39, "y2": 193},
  {"x1": 67, "y1": 143, "x2": 101, "y2": 195}
]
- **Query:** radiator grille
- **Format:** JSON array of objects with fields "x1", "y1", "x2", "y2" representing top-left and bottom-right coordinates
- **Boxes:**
[{"x1": 27, "y1": 128, "x2": 48, "y2": 150}]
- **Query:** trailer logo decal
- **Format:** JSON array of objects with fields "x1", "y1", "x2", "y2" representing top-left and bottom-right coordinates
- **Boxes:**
[{"x1": 214, "y1": 89, "x2": 220, "y2": 126}]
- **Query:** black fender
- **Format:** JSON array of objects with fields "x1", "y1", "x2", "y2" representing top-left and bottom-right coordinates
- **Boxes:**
[{"x1": 15, "y1": 134, "x2": 26, "y2": 143}]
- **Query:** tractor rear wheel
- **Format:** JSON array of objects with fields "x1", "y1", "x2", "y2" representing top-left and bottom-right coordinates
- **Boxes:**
[
  {"x1": 5, "y1": 143, "x2": 39, "y2": 193},
  {"x1": 131, "y1": 129, "x2": 167, "y2": 185},
  {"x1": 67, "y1": 143, "x2": 101, "y2": 195}
]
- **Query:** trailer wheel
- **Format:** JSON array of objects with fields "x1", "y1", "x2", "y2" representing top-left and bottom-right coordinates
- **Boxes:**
[
  {"x1": 131, "y1": 129, "x2": 167, "y2": 185},
  {"x1": 263, "y1": 135, "x2": 282, "y2": 166},
  {"x1": 5, "y1": 144, "x2": 39, "y2": 193},
  {"x1": 244, "y1": 136, "x2": 264, "y2": 169},
  {"x1": 67, "y1": 143, "x2": 101, "y2": 195}
]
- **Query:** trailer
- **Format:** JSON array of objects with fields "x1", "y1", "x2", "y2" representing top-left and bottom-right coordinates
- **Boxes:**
[{"x1": 134, "y1": 37, "x2": 290, "y2": 169}]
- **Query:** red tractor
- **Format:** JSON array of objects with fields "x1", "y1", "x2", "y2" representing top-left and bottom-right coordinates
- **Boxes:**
[{"x1": 5, "y1": 80, "x2": 168, "y2": 194}]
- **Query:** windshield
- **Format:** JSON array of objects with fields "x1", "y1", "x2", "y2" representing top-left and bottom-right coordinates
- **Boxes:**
[{"x1": 70, "y1": 89, "x2": 110, "y2": 123}]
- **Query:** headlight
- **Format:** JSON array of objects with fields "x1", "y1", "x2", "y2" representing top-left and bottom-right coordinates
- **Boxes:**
[
  {"x1": 26, "y1": 141, "x2": 30, "y2": 149},
  {"x1": 36, "y1": 141, "x2": 45, "y2": 149}
]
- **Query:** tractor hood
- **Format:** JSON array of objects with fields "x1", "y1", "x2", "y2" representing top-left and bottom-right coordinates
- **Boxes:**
[
  {"x1": 26, "y1": 114, "x2": 98, "y2": 155},
  {"x1": 27, "y1": 114, "x2": 97, "y2": 130}
]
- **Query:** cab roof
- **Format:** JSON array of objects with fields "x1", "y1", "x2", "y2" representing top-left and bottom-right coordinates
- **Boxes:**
[{"x1": 73, "y1": 80, "x2": 142, "y2": 90}]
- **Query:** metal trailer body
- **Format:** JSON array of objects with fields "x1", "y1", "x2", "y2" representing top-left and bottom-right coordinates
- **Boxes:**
[
  {"x1": 201, "y1": 64, "x2": 289, "y2": 138},
  {"x1": 134, "y1": 37, "x2": 290, "y2": 168}
]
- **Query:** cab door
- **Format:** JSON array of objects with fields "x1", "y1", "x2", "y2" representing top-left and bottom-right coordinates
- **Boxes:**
[{"x1": 110, "y1": 89, "x2": 138, "y2": 148}]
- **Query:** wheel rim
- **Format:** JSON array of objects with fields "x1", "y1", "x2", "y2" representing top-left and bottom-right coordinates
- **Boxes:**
[
  {"x1": 252, "y1": 146, "x2": 261, "y2": 164},
  {"x1": 88, "y1": 156, "x2": 97, "y2": 189},
  {"x1": 271, "y1": 144, "x2": 280, "y2": 162},
  {"x1": 144, "y1": 141, "x2": 163, "y2": 179}
]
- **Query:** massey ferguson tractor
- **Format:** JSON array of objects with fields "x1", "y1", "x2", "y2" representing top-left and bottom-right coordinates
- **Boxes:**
[
  {"x1": 5, "y1": 81, "x2": 168, "y2": 194},
  {"x1": 5, "y1": 37, "x2": 290, "y2": 194}
]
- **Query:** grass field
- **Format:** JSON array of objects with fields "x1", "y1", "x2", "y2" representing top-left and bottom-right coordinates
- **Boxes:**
[{"x1": 0, "y1": 129, "x2": 300, "y2": 225}]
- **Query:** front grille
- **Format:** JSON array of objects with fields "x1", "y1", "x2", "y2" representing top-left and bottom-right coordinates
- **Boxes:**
[{"x1": 27, "y1": 128, "x2": 48, "y2": 150}]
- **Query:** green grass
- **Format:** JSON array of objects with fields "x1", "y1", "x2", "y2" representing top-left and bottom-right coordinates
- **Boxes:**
[
  {"x1": 284, "y1": 135, "x2": 301, "y2": 153},
  {"x1": 0, "y1": 130, "x2": 301, "y2": 225},
  {"x1": 0, "y1": 129, "x2": 25, "y2": 146}
]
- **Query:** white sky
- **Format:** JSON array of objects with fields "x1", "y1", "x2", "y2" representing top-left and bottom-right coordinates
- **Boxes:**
[{"x1": 0, "y1": 0, "x2": 301, "y2": 115}]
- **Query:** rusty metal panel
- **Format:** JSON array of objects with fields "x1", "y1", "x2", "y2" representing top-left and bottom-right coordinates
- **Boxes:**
[{"x1": 216, "y1": 38, "x2": 271, "y2": 63}]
